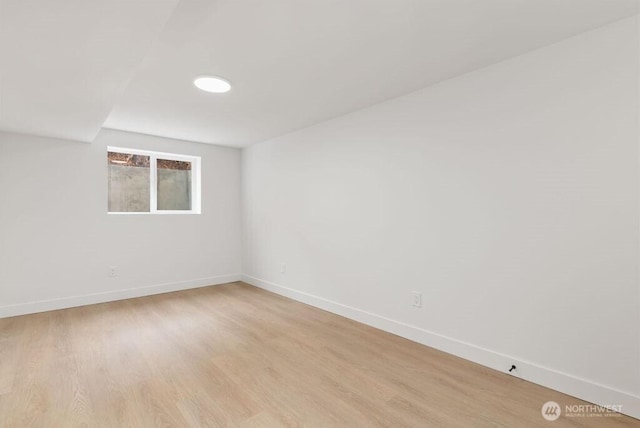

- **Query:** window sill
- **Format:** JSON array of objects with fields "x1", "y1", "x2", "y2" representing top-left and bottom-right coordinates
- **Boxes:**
[{"x1": 107, "y1": 211, "x2": 201, "y2": 215}]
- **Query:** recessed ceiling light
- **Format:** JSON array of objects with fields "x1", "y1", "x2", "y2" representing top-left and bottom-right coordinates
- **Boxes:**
[{"x1": 194, "y1": 76, "x2": 231, "y2": 93}]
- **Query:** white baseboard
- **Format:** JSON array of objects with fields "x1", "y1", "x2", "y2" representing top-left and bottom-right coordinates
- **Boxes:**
[
  {"x1": 0, "y1": 274, "x2": 241, "y2": 319},
  {"x1": 241, "y1": 274, "x2": 640, "y2": 420}
]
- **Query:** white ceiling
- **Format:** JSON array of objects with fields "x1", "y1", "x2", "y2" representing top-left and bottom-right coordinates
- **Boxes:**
[
  {"x1": 0, "y1": 0, "x2": 180, "y2": 142},
  {"x1": 1, "y1": 0, "x2": 638, "y2": 147}
]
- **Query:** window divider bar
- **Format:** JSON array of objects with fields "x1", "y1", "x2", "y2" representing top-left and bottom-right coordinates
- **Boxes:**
[{"x1": 150, "y1": 154, "x2": 158, "y2": 213}]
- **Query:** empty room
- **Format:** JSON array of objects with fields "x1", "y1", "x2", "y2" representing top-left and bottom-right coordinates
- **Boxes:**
[{"x1": 1, "y1": 0, "x2": 640, "y2": 426}]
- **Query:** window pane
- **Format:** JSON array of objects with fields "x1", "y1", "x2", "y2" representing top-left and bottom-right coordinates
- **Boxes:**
[
  {"x1": 108, "y1": 152, "x2": 150, "y2": 212},
  {"x1": 157, "y1": 159, "x2": 192, "y2": 211}
]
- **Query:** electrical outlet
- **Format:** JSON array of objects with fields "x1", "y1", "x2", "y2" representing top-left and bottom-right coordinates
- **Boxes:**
[
  {"x1": 108, "y1": 266, "x2": 117, "y2": 277},
  {"x1": 412, "y1": 292, "x2": 422, "y2": 308},
  {"x1": 280, "y1": 263, "x2": 287, "y2": 274}
]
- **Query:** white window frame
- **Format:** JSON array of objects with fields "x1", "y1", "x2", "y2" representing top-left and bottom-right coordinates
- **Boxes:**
[{"x1": 108, "y1": 146, "x2": 201, "y2": 215}]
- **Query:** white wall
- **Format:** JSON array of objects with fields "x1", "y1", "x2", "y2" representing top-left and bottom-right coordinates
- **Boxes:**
[
  {"x1": 242, "y1": 17, "x2": 640, "y2": 417},
  {"x1": 0, "y1": 129, "x2": 242, "y2": 316}
]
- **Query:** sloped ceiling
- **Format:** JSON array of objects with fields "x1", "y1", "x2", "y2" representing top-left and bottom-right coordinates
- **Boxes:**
[{"x1": 1, "y1": 0, "x2": 638, "y2": 146}]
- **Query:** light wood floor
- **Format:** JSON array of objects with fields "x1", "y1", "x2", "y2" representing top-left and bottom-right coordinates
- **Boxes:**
[{"x1": 0, "y1": 282, "x2": 636, "y2": 427}]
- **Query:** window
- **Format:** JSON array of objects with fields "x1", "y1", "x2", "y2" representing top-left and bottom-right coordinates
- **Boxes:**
[{"x1": 108, "y1": 147, "x2": 201, "y2": 214}]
